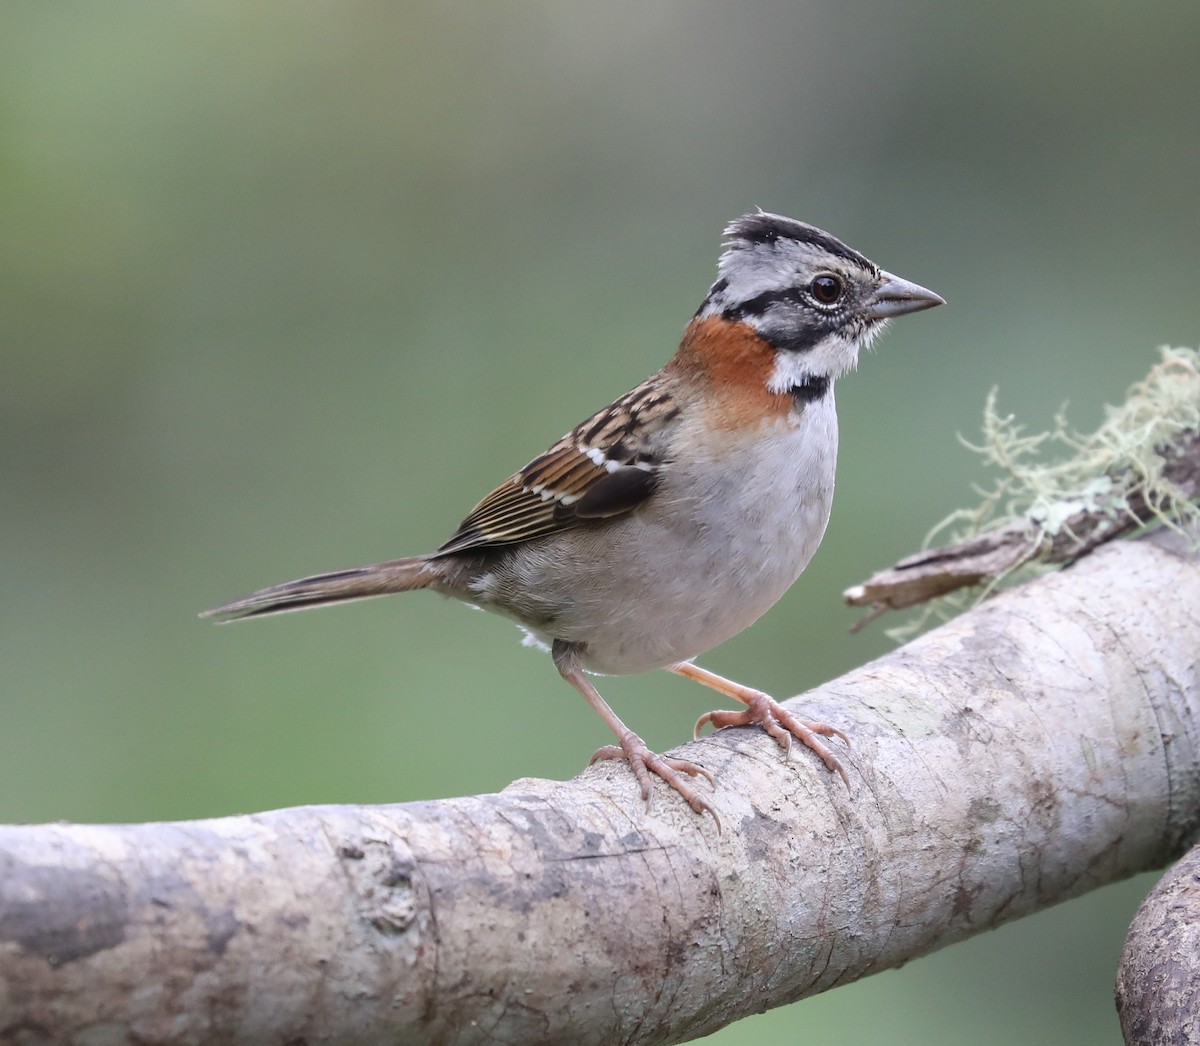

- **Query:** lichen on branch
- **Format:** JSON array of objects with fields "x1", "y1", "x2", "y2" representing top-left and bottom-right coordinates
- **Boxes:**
[{"x1": 847, "y1": 346, "x2": 1200, "y2": 634}]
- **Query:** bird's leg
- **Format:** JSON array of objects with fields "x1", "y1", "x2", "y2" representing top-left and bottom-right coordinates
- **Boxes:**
[
  {"x1": 669, "y1": 661, "x2": 850, "y2": 788},
  {"x1": 552, "y1": 641, "x2": 718, "y2": 823}
]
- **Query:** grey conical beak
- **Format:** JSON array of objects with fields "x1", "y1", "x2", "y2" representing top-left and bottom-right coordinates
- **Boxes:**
[{"x1": 865, "y1": 271, "x2": 946, "y2": 320}]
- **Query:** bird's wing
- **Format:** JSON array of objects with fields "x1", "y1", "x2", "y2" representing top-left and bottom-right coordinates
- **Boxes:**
[{"x1": 434, "y1": 376, "x2": 680, "y2": 556}]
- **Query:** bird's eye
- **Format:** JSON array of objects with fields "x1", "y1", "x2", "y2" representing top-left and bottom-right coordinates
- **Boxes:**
[{"x1": 810, "y1": 274, "x2": 843, "y2": 305}]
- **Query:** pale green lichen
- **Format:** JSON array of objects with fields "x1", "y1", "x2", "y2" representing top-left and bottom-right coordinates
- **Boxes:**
[{"x1": 886, "y1": 346, "x2": 1200, "y2": 641}]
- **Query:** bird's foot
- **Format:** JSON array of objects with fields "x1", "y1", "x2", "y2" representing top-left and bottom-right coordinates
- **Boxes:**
[
  {"x1": 590, "y1": 731, "x2": 719, "y2": 826},
  {"x1": 695, "y1": 690, "x2": 849, "y2": 788}
]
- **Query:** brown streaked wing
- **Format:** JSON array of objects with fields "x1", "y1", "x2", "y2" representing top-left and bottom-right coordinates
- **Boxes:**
[{"x1": 433, "y1": 376, "x2": 680, "y2": 556}]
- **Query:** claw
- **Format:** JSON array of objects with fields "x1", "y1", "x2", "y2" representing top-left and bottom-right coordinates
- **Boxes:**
[
  {"x1": 673, "y1": 662, "x2": 850, "y2": 790},
  {"x1": 697, "y1": 694, "x2": 849, "y2": 788},
  {"x1": 554, "y1": 641, "x2": 722, "y2": 826},
  {"x1": 591, "y1": 733, "x2": 720, "y2": 829}
]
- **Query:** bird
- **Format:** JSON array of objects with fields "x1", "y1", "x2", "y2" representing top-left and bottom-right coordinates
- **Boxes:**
[{"x1": 203, "y1": 211, "x2": 944, "y2": 822}]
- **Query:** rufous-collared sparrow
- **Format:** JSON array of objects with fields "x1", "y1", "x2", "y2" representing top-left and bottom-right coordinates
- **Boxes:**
[{"x1": 204, "y1": 212, "x2": 944, "y2": 822}]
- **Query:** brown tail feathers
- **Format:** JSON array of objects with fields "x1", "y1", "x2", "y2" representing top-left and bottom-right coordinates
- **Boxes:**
[{"x1": 201, "y1": 556, "x2": 435, "y2": 622}]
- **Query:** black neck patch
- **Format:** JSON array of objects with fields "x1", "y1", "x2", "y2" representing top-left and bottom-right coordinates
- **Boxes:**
[
  {"x1": 760, "y1": 323, "x2": 826, "y2": 355},
  {"x1": 789, "y1": 374, "x2": 830, "y2": 406},
  {"x1": 694, "y1": 276, "x2": 729, "y2": 317}
]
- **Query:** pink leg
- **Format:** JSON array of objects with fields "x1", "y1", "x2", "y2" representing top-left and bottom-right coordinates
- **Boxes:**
[
  {"x1": 553, "y1": 642, "x2": 719, "y2": 825},
  {"x1": 669, "y1": 661, "x2": 849, "y2": 788}
]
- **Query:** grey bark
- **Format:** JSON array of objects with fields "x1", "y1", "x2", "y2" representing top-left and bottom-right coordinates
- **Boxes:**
[
  {"x1": 3, "y1": 527, "x2": 1200, "y2": 1045},
  {"x1": 1116, "y1": 842, "x2": 1200, "y2": 1044}
]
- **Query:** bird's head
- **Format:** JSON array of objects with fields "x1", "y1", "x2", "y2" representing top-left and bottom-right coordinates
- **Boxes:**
[{"x1": 694, "y1": 212, "x2": 944, "y2": 389}]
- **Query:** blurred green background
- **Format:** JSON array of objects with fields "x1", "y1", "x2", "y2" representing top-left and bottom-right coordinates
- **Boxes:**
[{"x1": 2, "y1": 2, "x2": 1197, "y2": 1042}]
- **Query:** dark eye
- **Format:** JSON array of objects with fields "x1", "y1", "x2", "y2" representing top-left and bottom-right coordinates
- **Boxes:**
[{"x1": 810, "y1": 274, "x2": 843, "y2": 305}]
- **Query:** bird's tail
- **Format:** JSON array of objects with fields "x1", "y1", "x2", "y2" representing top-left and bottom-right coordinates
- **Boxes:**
[{"x1": 201, "y1": 556, "x2": 437, "y2": 622}]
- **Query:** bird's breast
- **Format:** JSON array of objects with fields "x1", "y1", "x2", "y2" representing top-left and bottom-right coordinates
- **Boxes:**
[
  {"x1": 487, "y1": 393, "x2": 842, "y2": 674},
  {"x1": 669, "y1": 392, "x2": 839, "y2": 597}
]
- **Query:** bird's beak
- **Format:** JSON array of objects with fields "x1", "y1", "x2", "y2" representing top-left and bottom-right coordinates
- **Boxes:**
[{"x1": 865, "y1": 272, "x2": 946, "y2": 319}]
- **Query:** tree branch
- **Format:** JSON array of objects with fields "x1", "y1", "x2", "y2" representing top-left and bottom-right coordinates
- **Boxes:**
[
  {"x1": 1116, "y1": 840, "x2": 1200, "y2": 1043},
  {"x1": 3, "y1": 527, "x2": 1200, "y2": 1044},
  {"x1": 844, "y1": 424, "x2": 1200, "y2": 621}
]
